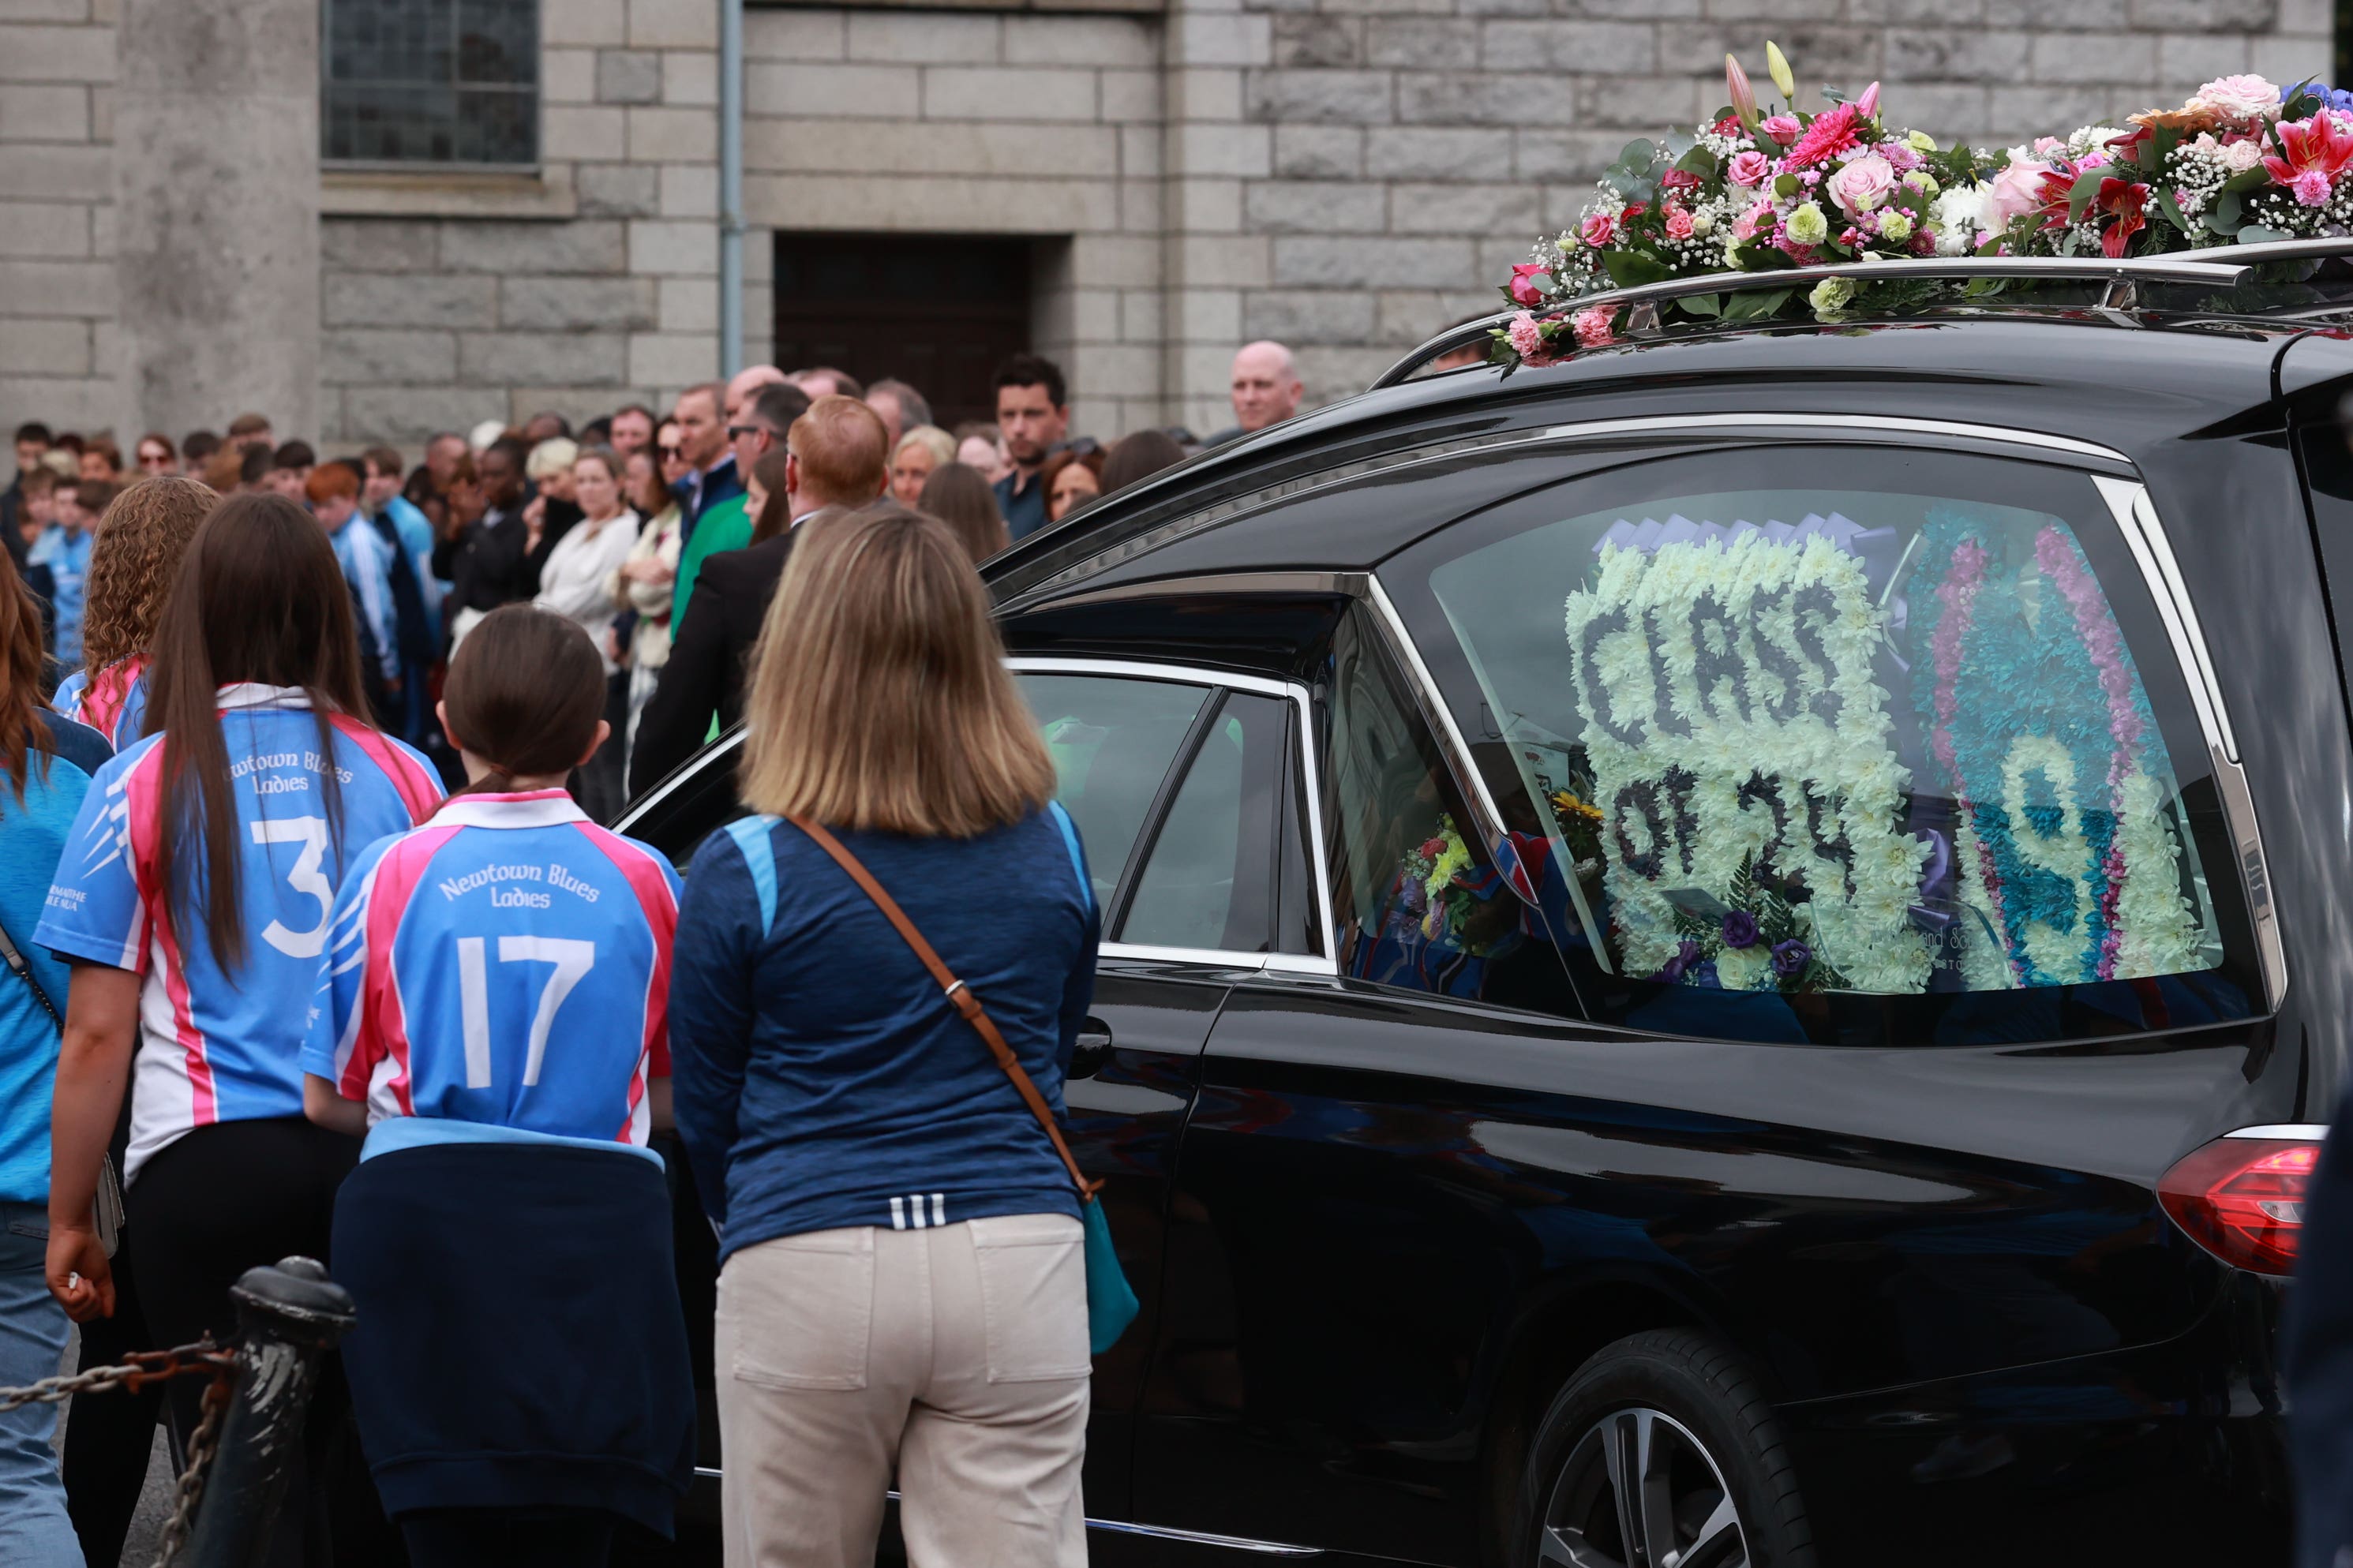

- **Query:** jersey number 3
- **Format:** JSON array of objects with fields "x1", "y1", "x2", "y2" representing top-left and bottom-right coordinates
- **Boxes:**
[
  {"x1": 456, "y1": 936, "x2": 597, "y2": 1090},
  {"x1": 253, "y1": 818, "x2": 332, "y2": 959}
]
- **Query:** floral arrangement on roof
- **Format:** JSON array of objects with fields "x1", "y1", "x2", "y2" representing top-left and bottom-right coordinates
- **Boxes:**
[{"x1": 1491, "y1": 46, "x2": 2351, "y2": 369}]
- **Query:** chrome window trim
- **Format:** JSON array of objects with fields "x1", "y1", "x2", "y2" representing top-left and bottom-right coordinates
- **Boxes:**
[
  {"x1": 1538, "y1": 413, "x2": 2131, "y2": 467},
  {"x1": 1013, "y1": 656, "x2": 1340, "y2": 977},
  {"x1": 1004, "y1": 414, "x2": 2134, "y2": 612},
  {"x1": 2093, "y1": 476, "x2": 2284, "y2": 1009},
  {"x1": 2226, "y1": 1123, "x2": 2330, "y2": 1140},
  {"x1": 611, "y1": 727, "x2": 744, "y2": 837}
]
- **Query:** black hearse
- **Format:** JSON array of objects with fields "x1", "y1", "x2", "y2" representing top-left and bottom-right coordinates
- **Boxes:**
[{"x1": 623, "y1": 243, "x2": 2353, "y2": 1566}]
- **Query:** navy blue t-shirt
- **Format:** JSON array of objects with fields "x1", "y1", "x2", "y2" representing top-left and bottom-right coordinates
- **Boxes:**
[{"x1": 669, "y1": 806, "x2": 1097, "y2": 1262}]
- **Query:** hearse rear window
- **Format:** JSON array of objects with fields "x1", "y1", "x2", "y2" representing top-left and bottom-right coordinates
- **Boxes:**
[{"x1": 1392, "y1": 443, "x2": 2260, "y2": 1047}]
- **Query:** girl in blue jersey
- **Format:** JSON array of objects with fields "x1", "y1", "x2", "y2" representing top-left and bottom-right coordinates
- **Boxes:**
[
  {"x1": 50, "y1": 474, "x2": 212, "y2": 751},
  {"x1": 39, "y1": 494, "x2": 443, "y2": 1557},
  {"x1": 0, "y1": 549, "x2": 110, "y2": 1568},
  {"x1": 304, "y1": 605, "x2": 692, "y2": 1568}
]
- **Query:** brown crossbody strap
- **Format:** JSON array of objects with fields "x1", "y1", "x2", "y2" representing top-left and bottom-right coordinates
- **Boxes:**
[{"x1": 788, "y1": 815, "x2": 1102, "y2": 1202}]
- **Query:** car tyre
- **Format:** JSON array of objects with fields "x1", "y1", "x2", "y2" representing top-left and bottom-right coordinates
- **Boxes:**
[{"x1": 1518, "y1": 1328, "x2": 1813, "y2": 1568}]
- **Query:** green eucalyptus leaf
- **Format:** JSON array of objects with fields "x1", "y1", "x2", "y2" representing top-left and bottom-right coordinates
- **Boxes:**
[
  {"x1": 1774, "y1": 172, "x2": 1800, "y2": 199},
  {"x1": 1674, "y1": 144, "x2": 1719, "y2": 178},
  {"x1": 2210, "y1": 189, "x2": 2244, "y2": 234},
  {"x1": 1678, "y1": 293, "x2": 1722, "y2": 318},
  {"x1": 2153, "y1": 188, "x2": 2189, "y2": 232},
  {"x1": 2220, "y1": 166, "x2": 2271, "y2": 194},
  {"x1": 2239, "y1": 223, "x2": 2294, "y2": 245}
]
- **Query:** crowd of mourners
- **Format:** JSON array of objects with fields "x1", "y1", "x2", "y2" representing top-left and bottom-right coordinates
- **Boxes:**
[
  {"x1": 0, "y1": 341, "x2": 1312, "y2": 1567},
  {"x1": 0, "y1": 344, "x2": 1306, "y2": 826}
]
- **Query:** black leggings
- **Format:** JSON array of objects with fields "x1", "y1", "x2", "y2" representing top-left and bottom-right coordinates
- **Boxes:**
[
  {"x1": 64, "y1": 1222, "x2": 166, "y2": 1568},
  {"x1": 124, "y1": 1116, "x2": 392, "y2": 1567},
  {"x1": 400, "y1": 1508, "x2": 615, "y2": 1567}
]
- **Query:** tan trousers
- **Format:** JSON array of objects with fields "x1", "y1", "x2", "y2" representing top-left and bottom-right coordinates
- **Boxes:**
[{"x1": 715, "y1": 1214, "x2": 1092, "y2": 1568}]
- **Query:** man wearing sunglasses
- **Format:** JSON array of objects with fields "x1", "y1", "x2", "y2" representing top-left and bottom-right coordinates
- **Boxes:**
[{"x1": 672, "y1": 369, "x2": 809, "y2": 633}]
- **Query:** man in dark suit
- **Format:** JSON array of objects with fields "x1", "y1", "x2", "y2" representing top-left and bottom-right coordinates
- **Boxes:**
[{"x1": 628, "y1": 395, "x2": 892, "y2": 799}]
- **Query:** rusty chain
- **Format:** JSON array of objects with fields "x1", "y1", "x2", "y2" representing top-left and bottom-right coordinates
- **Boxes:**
[
  {"x1": 0, "y1": 1338, "x2": 234, "y2": 1413},
  {"x1": 153, "y1": 1362, "x2": 235, "y2": 1566},
  {"x1": 0, "y1": 1338, "x2": 239, "y2": 1566}
]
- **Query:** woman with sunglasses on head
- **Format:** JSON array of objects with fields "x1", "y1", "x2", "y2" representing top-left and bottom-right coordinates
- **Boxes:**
[
  {"x1": 305, "y1": 605, "x2": 692, "y2": 1567},
  {"x1": 39, "y1": 493, "x2": 444, "y2": 1560}
]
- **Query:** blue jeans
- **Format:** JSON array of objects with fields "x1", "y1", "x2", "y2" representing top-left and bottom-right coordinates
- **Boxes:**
[{"x1": 0, "y1": 1201, "x2": 83, "y2": 1566}]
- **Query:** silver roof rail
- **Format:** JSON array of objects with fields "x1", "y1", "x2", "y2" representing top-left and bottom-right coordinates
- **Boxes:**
[{"x1": 1369, "y1": 249, "x2": 2289, "y2": 391}]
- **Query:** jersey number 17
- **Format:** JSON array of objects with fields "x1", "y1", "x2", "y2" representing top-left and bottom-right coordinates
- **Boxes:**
[{"x1": 455, "y1": 936, "x2": 596, "y2": 1091}]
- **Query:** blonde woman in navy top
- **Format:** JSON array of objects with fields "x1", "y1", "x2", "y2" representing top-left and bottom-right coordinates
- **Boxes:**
[{"x1": 672, "y1": 505, "x2": 1099, "y2": 1568}]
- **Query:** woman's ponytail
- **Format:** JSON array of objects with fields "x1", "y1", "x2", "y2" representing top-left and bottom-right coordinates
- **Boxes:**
[{"x1": 440, "y1": 605, "x2": 606, "y2": 795}]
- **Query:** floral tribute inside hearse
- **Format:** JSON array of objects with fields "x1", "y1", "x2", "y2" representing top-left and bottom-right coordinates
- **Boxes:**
[
  {"x1": 1490, "y1": 48, "x2": 2352, "y2": 365},
  {"x1": 1410, "y1": 442, "x2": 2254, "y2": 1042}
]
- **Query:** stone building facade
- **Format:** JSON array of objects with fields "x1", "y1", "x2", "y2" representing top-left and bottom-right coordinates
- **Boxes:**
[{"x1": 0, "y1": 0, "x2": 2334, "y2": 447}]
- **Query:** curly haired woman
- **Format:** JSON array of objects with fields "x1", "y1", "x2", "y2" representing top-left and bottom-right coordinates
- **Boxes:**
[{"x1": 51, "y1": 476, "x2": 215, "y2": 750}]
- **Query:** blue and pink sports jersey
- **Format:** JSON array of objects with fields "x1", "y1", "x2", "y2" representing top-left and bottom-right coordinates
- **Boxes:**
[
  {"x1": 51, "y1": 657, "x2": 151, "y2": 752},
  {"x1": 302, "y1": 789, "x2": 680, "y2": 1147},
  {"x1": 36, "y1": 684, "x2": 444, "y2": 1180}
]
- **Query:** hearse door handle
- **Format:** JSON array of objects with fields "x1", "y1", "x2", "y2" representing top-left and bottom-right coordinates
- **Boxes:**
[{"x1": 1070, "y1": 1020, "x2": 1114, "y2": 1081}]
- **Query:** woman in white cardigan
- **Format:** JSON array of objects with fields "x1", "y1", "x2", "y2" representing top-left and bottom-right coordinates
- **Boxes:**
[
  {"x1": 532, "y1": 446, "x2": 639, "y2": 675},
  {"x1": 606, "y1": 447, "x2": 684, "y2": 758}
]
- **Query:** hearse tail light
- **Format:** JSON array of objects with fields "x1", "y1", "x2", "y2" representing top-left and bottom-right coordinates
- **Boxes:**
[{"x1": 2158, "y1": 1133, "x2": 2324, "y2": 1277}]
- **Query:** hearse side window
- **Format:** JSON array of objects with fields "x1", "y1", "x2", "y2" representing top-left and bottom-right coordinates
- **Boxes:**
[
  {"x1": 1387, "y1": 443, "x2": 2260, "y2": 1047},
  {"x1": 1119, "y1": 691, "x2": 1293, "y2": 954},
  {"x1": 1322, "y1": 606, "x2": 1582, "y2": 1012},
  {"x1": 1018, "y1": 672, "x2": 1213, "y2": 912}
]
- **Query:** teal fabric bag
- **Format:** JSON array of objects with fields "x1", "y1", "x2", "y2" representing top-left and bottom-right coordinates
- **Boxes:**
[
  {"x1": 762, "y1": 807, "x2": 1141, "y2": 1358},
  {"x1": 1081, "y1": 1184, "x2": 1139, "y2": 1354}
]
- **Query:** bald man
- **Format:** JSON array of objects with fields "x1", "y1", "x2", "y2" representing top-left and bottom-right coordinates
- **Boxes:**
[
  {"x1": 1205, "y1": 340, "x2": 1305, "y2": 447},
  {"x1": 726, "y1": 364, "x2": 789, "y2": 428}
]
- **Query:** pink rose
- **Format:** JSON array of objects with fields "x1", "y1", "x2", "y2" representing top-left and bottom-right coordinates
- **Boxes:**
[
  {"x1": 2033, "y1": 137, "x2": 2064, "y2": 155},
  {"x1": 1508, "y1": 263, "x2": 1550, "y2": 306},
  {"x1": 1826, "y1": 154, "x2": 1897, "y2": 215},
  {"x1": 1665, "y1": 205, "x2": 1695, "y2": 239},
  {"x1": 1726, "y1": 149, "x2": 1773, "y2": 185},
  {"x1": 1985, "y1": 153, "x2": 2050, "y2": 227},
  {"x1": 1507, "y1": 311, "x2": 1547, "y2": 359},
  {"x1": 1572, "y1": 306, "x2": 1617, "y2": 349},
  {"x1": 2198, "y1": 73, "x2": 2281, "y2": 121},
  {"x1": 1579, "y1": 211, "x2": 1617, "y2": 249},
  {"x1": 2293, "y1": 167, "x2": 2333, "y2": 205},
  {"x1": 2078, "y1": 150, "x2": 2109, "y2": 170},
  {"x1": 1730, "y1": 199, "x2": 1773, "y2": 242},
  {"x1": 1759, "y1": 114, "x2": 1800, "y2": 144}
]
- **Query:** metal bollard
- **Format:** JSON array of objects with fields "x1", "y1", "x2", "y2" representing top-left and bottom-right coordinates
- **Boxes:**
[{"x1": 174, "y1": 1256, "x2": 358, "y2": 1568}]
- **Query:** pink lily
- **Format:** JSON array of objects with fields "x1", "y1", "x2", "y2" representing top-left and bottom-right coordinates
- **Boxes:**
[{"x1": 1725, "y1": 54, "x2": 1758, "y2": 133}]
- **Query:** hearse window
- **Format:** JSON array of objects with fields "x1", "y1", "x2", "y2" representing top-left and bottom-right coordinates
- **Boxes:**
[
  {"x1": 1388, "y1": 443, "x2": 2259, "y2": 1047},
  {"x1": 1323, "y1": 606, "x2": 1582, "y2": 1012},
  {"x1": 1119, "y1": 691, "x2": 1291, "y2": 954},
  {"x1": 1018, "y1": 672, "x2": 1212, "y2": 912}
]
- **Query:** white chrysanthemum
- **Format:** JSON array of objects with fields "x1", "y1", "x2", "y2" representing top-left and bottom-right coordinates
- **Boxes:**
[
  {"x1": 2066, "y1": 124, "x2": 2130, "y2": 156},
  {"x1": 1929, "y1": 183, "x2": 1992, "y2": 256},
  {"x1": 1563, "y1": 532, "x2": 1928, "y2": 994}
]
